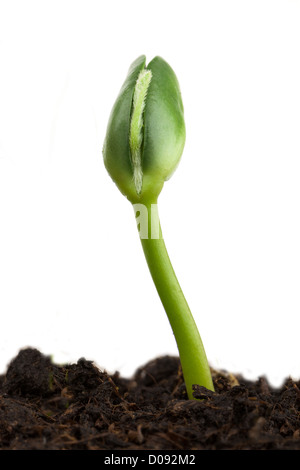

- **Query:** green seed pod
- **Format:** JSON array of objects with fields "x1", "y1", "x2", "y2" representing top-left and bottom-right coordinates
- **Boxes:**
[{"x1": 103, "y1": 55, "x2": 186, "y2": 204}]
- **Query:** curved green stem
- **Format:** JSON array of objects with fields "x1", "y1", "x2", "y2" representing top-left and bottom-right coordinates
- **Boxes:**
[{"x1": 133, "y1": 200, "x2": 214, "y2": 399}]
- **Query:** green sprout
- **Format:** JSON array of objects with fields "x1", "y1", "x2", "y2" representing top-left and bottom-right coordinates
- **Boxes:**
[{"x1": 103, "y1": 55, "x2": 214, "y2": 399}]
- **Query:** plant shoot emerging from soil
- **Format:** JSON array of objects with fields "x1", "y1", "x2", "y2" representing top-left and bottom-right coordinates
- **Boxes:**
[{"x1": 103, "y1": 56, "x2": 214, "y2": 398}]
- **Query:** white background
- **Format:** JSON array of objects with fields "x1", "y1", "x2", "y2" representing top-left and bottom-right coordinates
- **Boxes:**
[{"x1": 0, "y1": 0, "x2": 300, "y2": 387}]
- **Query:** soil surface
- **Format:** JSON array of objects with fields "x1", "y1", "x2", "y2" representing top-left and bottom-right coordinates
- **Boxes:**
[{"x1": 0, "y1": 347, "x2": 299, "y2": 450}]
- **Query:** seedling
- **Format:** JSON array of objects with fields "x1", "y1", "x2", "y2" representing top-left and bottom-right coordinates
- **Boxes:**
[{"x1": 103, "y1": 56, "x2": 214, "y2": 399}]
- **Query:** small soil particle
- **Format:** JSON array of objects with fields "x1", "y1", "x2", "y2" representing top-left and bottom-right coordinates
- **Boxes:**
[{"x1": 0, "y1": 348, "x2": 299, "y2": 450}]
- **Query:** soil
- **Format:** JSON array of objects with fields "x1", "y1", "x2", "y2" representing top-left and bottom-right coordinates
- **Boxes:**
[{"x1": 0, "y1": 347, "x2": 299, "y2": 450}]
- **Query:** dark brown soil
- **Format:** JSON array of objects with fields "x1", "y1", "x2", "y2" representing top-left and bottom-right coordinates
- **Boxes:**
[{"x1": 0, "y1": 347, "x2": 299, "y2": 450}]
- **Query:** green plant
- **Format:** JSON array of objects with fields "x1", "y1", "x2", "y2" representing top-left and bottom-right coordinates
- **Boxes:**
[{"x1": 102, "y1": 55, "x2": 214, "y2": 399}]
